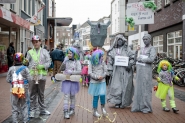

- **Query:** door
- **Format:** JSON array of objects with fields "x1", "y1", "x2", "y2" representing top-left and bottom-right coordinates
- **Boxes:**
[{"x1": 175, "y1": 45, "x2": 182, "y2": 60}]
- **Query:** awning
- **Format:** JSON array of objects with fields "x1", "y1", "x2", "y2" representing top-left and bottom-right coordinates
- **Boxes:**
[
  {"x1": 103, "y1": 45, "x2": 110, "y2": 51},
  {"x1": 0, "y1": 7, "x2": 30, "y2": 29},
  {"x1": 47, "y1": 17, "x2": 72, "y2": 26}
]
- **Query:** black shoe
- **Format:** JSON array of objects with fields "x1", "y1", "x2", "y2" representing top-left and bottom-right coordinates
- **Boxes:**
[
  {"x1": 172, "y1": 108, "x2": 179, "y2": 114},
  {"x1": 163, "y1": 107, "x2": 170, "y2": 112}
]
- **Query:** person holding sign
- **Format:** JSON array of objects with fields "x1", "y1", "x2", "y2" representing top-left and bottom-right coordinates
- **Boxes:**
[
  {"x1": 131, "y1": 34, "x2": 156, "y2": 114},
  {"x1": 107, "y1": 34, "x2": 135, "y2": 109}
]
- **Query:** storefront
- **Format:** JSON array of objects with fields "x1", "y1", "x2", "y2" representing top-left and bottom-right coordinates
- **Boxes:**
[{"x1": 0, "y1": 7, "x2": 30, "y2": 74}]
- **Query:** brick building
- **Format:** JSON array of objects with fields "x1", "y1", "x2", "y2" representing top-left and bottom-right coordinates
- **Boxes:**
[{"x1": 148, "y1": 0, "x2": 183, "y2": 60}]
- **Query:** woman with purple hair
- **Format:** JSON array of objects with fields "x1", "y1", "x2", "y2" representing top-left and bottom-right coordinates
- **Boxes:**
[
  {"x1": 60, "y1": 47, "x2": 82, "y2": 119},
  {"x1": 88, "y1": 49, "x2": 107, "y2": 118}
]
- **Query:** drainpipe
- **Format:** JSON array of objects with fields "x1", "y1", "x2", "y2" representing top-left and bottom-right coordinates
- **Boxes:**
[{"x1": 183, "y1": 1, "x2": 185, "y2": 60}]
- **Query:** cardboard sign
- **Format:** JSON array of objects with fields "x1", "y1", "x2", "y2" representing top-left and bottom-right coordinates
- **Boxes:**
[
  {"x1": 126, "y1": 2, "x2": 154, "y2": 25},
  {"x1": 114, "y1": 56, "x2": 129, "y2": 66}
]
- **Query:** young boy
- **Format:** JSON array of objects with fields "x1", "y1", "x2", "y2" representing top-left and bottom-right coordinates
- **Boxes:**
[{"x1": 6, "y1": 52, "x2": 31, "y2": 123}]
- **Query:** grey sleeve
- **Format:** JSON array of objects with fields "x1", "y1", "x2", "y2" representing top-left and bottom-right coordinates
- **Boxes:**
[
  {"x1": 141, "y1": 47, "x2": 156, "y2": 64},
  {"x1": 6, "y1": 68, "x2": 12, "y2": 83},
  {"x1": 107, "y1": 51, "x2": 114, "y2": 71},
  {"x1": 103, "y1": 62, "x2": 107, "y2": 78},
  {"x1": 43, "y1": 50, "x2": 51, "y2": 70},
  {"x1": 71, "y1": 61, "x2": 82, "y2": 75},
  {"x1": 89, "y1": 63, "x2": 99, "y2": 80}
]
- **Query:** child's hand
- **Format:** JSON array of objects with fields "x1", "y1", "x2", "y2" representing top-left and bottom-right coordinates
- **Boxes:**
[{"x1": 98, "y1": 76, "x2": 103, "y2": 80}]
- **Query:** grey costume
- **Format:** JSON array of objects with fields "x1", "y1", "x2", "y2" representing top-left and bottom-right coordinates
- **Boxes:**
[
  {"x1": 131, "y1": 45, "x2": 156, "y2": 113},
  {"x1": 107, "y1": 35, "x2": 135, "y2": 108},
  {"x1": 26, "y1": 48, "x2": 51, "y2": 114},
  {"x1": 6, "y1": 65, "x2": 31, "y2": 123}
]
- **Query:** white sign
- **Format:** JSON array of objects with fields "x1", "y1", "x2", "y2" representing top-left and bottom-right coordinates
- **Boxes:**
[
  {"x1": 1, "y1": 7, "x2": 13, "y2": 22},
  {"x1": 136, "y1": 55, "x2": 148, "y2": 66},
  {"x1": 114, "y1": 56, "x2": 129, "y2": 66},
  {"x1": 126, "y1": 2, "x2": 154, "y2": 25},
  {"x1": 0, "y1": 0, "x2": 16, "y2": 3}
]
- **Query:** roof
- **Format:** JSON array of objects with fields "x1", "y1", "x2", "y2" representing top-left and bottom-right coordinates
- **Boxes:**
[{"x1": 47, "y1": 17, "x2": 72, "y2": 26}]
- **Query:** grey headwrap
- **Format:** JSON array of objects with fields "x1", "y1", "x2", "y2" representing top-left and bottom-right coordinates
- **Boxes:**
[{"x1": 143, "y1": 34, "x2": 152, "y2": 41}]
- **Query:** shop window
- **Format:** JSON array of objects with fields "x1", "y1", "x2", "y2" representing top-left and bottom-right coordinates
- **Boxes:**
[
  {"x1": 153, "y1": 35, "x2": 163, "y2": 53},
  {"x1": 167, "y1": 30, "x2": 182, "y2": 59}
]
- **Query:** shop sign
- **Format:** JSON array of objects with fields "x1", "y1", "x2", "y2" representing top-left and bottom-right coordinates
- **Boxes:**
[
  {"x1": 0, "y1": 7, "x2": 13, "y2": 22},
  {"x1": 126, "y1": 2, "x2": 154, "y2": 25},
  {"x1": 0, "y1": 0, "x2": 16, "y2": 4}
]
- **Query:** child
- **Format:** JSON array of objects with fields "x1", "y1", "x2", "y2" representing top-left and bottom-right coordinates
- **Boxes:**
[
  {"x1": 81, "y1": 54, "x2": 91, "y2": 86},
  {"x1": 155, "y1": 60, "x2": 179, "y2": 113},
  {"x1": 88, "y1": 49, "x2": 107, "y2": 117},
  {"x1": 61, "y1": 47, "x2": 81, "y2": 119},
  {"x1": 6, "y1": 53, "x2": 31, "y2": 123}
]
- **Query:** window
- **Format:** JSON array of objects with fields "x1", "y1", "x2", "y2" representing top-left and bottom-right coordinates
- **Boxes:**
[
  {"x1": 68, "y1": 33, "x2": 70, "y2": 36},
  {"x1": 24, "y1": 0, "x2": 27, "y2": 12},
  {"x1": 167, "y1": 30, "x2": 182, "y2": 59},
  {"x1": 118, "y1": 1, "x2": 119, "y2": 11},
  {"x1": 132, "y1": 40, "x2": 138, "y2": 51},
  {"x1": 115, "y1": 4, "x2": 116, "y2": 14},
  {"x1": 63, "y1": 33, "x2": 65, "y2": 36},
  {"x1": 157, "y1": 0, "x2": 162, "y2": 9},
  {"x1": 153, "y1": 35, "x2": 163, "y2": 53},
  {"x1": 115, "y1": 19, "x2": 116, "y2": 32},
  {"x1": 165, "y1": 0, "x2": 170, "y2": 5},
  {"x1": 57, "y1": 33, "x2": 58, "y2": 36},
  {"x1": 118, "y1": 17, "x2": 119, "y2": 31},
  {"x1": 28, "y1": 0, "x2": 32, "y2": 15},
  {"x1": 10, "y1": 4, "x2": 15, "y2": 10}
]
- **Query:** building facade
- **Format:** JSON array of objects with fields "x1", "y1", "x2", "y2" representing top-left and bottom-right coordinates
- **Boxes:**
[{"x1": 148, "y1": 0, "x2": 183, "y2": 60}]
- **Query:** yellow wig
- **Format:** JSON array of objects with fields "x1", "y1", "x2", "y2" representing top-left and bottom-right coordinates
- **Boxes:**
[{"x1": 157, "y1": 60, "x2": 172, "y2": 73}]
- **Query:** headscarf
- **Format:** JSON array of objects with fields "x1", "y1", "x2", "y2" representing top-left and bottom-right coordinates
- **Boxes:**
[
  {"x1": 91, "y1": 49, "x2": 104, "y2": 66},
  {"x1": 107, "y1": 34, "x2": 127, "y2": 54},
  {"x1": 66, "y1": 47, "x2": 80, "y2": 60},
  {"x1": 143, "y1": 34, "x2": 152, "y2": 41}
]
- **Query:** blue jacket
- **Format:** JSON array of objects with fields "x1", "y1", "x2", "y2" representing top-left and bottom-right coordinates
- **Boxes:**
[{"x1": 50, "y1": 48, "x2": 64, "y2": 62}]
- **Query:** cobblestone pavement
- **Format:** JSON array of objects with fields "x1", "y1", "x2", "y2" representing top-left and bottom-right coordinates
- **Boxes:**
[{"x1": 1, "y1": 76, "x2": 185, "y2": 123}]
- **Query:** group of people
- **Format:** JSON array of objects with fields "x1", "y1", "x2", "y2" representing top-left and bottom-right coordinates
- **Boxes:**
[
  {"x1": 6, "y1": 33, "x2": 180, "y2": 123},
  {"x1": 7, "y1": 35, "x2": 51, "y2": 123}
]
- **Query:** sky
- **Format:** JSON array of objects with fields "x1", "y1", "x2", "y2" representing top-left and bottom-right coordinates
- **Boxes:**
[{"x1": 55, "y1": 0, "x2": 112, "y2": 26}]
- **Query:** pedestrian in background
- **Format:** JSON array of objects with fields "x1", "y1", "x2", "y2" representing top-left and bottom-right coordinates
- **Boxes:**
[
  {"x1": 88, "y1": 49, "x2": 108, "y2": 118},
  {"x1": 50, "y1": 45, "x2": 65, "y2": 82},
  {"x1": 7, "y1": 42, "x2": 15, "y2": 69}
]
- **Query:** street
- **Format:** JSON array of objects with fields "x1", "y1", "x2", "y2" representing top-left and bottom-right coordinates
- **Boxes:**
[{"x1": 1, "y1": 75, "x2": 185, "y2": 123}]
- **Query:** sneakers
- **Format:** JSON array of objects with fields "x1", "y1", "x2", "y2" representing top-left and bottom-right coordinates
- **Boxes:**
[
  {"x1": 51, "y1": 76, "x2": 56, "y2": 83},
  {"x1": 68, "y1": 108, "x2": 75, "y2": 116},
  {"x1": 85, "y1": 83, "x2": 88, "y2": 87},
  {"x1": 29, "y1": 111, "x2": 35, "y2": 118},
  {"x1": 101, "y1": 105, "x2": 107, "y2": 116},
  {"x1": 163, "y1": 107, "x2": 170, "y2": 112},
  {"x1": 115, "y1": 104, "x2": 120, "y2": 108},
  {"x1": 93, "y1": 108, "x2": 101, "y2": 118},
  {"x1": 40, "y1": 110, "x2": 51, "y2": 115},
  {"x1": 172, "y1": 107, "x2": 179, "y2": 114},
  {"x1": 64, "y1": 110, "x2": 70, "y2": 119}
]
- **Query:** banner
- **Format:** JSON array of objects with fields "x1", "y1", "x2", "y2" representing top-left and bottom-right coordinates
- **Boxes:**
[{"x1": 126, "y1": 2, "x2": 154, "y2": 25}]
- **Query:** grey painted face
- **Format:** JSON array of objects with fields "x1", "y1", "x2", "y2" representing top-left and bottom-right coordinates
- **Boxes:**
[
  {"x1": 117, "y1": 39, "x2": 124, "y2": 47},
  {"x1": 143, "y1": 36, "x2": 151, "y2": 46}
]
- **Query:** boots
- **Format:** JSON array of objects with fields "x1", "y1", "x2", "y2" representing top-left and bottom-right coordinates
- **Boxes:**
[
  {"x1": 69, "y1": 108, "x2": 75, "y2": 116},
  {"x1": 93, "y1": 108, "x2": 101, "y2": 118},
  {"x1": 163, "y1": 107, "x2": 170, "y2": 112},
  {"x1": 172, "y1": 108, "x2": 179, "y2": 114},
  {"x1": 64, "y1": 110, "x2": 70, "y2": 119},
  {"x1": 101, "y1": 105, "x2": 107, "y2": 116}
]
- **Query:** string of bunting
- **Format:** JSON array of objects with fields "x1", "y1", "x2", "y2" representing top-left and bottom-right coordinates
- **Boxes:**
[
  {"x1": 76, "y1": 105, "x2": 117, "y2": 123},
  {"x1": 143, "y1": 0, "x2": 157, "y2": 11},
  {"x1": 125, "y1": 17, "x2": 135, "y2": 28}
]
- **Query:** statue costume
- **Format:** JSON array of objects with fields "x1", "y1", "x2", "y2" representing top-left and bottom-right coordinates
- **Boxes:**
[
  {"x1": 87, "y1": 20, "x2": 111, "y2": 47},
  {"x1": 131, "y1": 34, "x2": 156, "y2": 113},
  {"x1": 107, "y1": 34, "x2": 135, "y2": 108}
]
